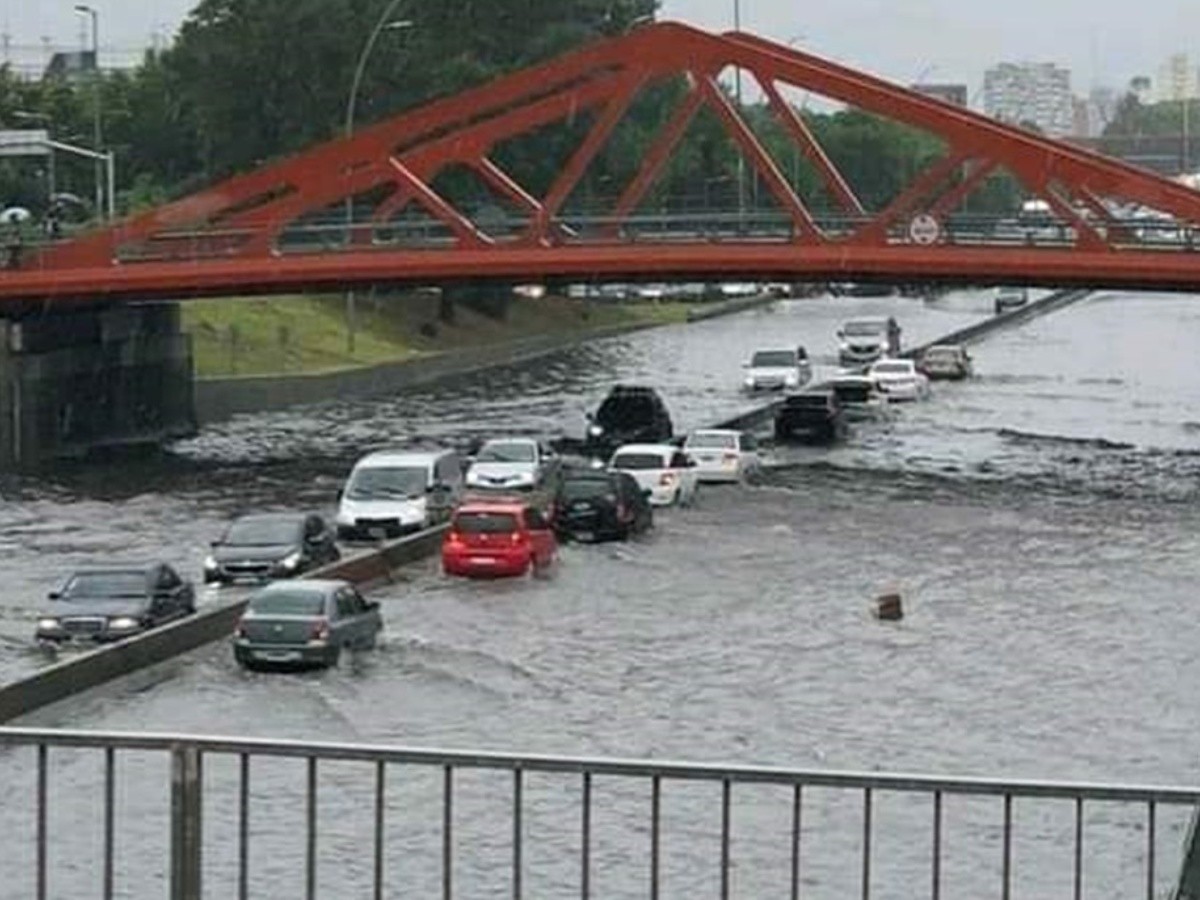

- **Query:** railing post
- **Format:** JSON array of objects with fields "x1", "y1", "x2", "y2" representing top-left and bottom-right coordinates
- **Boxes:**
[
  {"x1": 170, "y1": 744, "x2": 203, "y2": 900},
  {"x1": 1174, "y1": 804, "x2": 1200, "y2": 899}
]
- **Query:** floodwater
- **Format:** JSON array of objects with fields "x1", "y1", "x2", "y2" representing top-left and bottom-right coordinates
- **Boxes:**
[{"x1": 4, "y1": 288, "x2": 1200, "y2": 898}]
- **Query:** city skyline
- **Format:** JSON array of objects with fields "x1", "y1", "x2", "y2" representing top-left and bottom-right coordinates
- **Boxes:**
[{"x1": 1, "y1": 0, "x2": 1199, "y2": 98}]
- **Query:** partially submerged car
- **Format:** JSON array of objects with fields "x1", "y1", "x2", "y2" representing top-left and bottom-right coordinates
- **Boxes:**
[
  {"x1": 742, "y1": 348, "x2": 812, "y2": 392},
  {"x1": 233, "y1": 580, "x2": 382, "y2": 669},
  {"x1": 37, "y1": 564, "x2": 196, "y2": 645},
  {"x1": 830, "y1": 374, "x2": 889, "y2": 419},
  {"x1": 837, "y1": 317, "x2": 901, "y2": 367},
  {"x1": 683, "y1": 429, "x2": 761, "y2": 482},
  {"x1": 994, "y1": 286, "x2": 1029, "y2": 314},
  {"x1": 867, "y1": 358, "x2": 931, "y2": 401},
  {"x1": 581, "y1": 385, "x2": 674, "y2": 459},
  {"x1": 608, "y1": 443, "x2": 699, "y2": 506},
  {"x1": 552, "y1": 467, "x2": 653, "y2": 542},
  {"x1": 465, "y1": 437, "x2": 558, "y2": 493},
  {"x1": 774, "y1": 388, "x2": 845, "y2": 443},
  {"x1": 918, "y1": 344, "x2": 973, "y2": 380},
  {"x1": 442, "y1": 500, "x2": 558, "y2": 577},
  {"x1": 204, "y1": 512, "x2": 340, "y2": 584}
]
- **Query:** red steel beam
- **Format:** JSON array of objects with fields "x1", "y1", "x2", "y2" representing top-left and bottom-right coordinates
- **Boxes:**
[
  {"x1": 928, "y1": 159, "x2": 996, "y2": 221},
  {"x1": 609, "y1": 83, "x2": 706, "y2": 229},
  {"x1": 853, "y1": 151, "x2": 969, "y2": 245},
  {"x1": 757, "y1": 76, "x2": 864, "y2": 216},
  {"x1": 386, "y1": 157, "x2": 492, "y2": 246},
  {"x1": 695, "y1": 73, "x2": 823, "y2": 240}
]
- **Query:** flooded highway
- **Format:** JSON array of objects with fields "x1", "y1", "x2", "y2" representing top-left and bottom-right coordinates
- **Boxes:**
[{"x1": 5, "y1": 288, "x2": 1200, "y2": 897}]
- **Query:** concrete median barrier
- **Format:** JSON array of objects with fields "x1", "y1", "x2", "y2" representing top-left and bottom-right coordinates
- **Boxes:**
[{"x1": 0, "y1": 525, "x2": 448, "y2": 724}]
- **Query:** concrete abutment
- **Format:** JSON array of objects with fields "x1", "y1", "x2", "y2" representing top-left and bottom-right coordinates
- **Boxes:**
[{"x1": 0, "y1": 305, "x2": 196, "y2": 469}]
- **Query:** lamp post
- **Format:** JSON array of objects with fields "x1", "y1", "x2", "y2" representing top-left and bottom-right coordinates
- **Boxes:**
[
  {"x1": 342, "y1": 0, "x2": 413, "y2": 354},
  {"x1": 73, "y1": 4, "x2": 103, "y2": 220},
  {"x1": 733, "y1": 0, "x2": 745, "y2": 229}
]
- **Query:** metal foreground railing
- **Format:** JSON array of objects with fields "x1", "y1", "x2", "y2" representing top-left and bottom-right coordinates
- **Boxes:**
[{"x1": 1, "y1": 728, "x2": 1199, "y2": 900}]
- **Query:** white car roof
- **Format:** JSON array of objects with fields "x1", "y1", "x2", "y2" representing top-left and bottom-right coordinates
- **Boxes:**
[
  {"x1": 479, "y1": 437, "x2": 537, "y2": 448},
  {"x1": 687, "y1": 429, "x2": 739, "y2": 438},
  {"x1": 352, "y1": 449, "x2": 452, "y2": 468},
  {"x1": 612, "y1": 443, "x2": 676, "y2": 456}
]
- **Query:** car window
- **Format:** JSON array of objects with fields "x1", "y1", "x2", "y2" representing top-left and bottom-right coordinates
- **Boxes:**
[
  {"x1": 686, "y1": 432, "x2": 737, "y2": 450},
  {"x1": 454, "y1": 511, "x2": 518, "y2": 533},
  {"x1": 250, "y1": 590, "x2": 327, "y2": 616},
  {"x1": 336, "y1": 589, "x2": 359, "y2": 618},
  {"x1": 225, "y1": 516, "x2": 302, "y2": 545},
  {"x1": 611, "y1": 452, "x2": 666, "y2": 470},
  {"x1": 61, "y1": 572, "x2": 147, "y2": 599},
  {"x1": 157, "y1": 568, "x2": 181, "y2": 590}
]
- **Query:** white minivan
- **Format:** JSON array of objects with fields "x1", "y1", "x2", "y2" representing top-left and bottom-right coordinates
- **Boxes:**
[{"x1": 335, "y1": 449, "x2": 464, "y2": 540}]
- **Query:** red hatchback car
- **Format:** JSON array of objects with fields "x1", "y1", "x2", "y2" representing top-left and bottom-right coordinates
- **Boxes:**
[{"x1": 442, "y1": 501, "x2": 557, "y2": 578}]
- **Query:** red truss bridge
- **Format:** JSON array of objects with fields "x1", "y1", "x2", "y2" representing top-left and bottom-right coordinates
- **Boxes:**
[{"x1": 6, "y1": 21, "x2": 1200, "y2": 308}]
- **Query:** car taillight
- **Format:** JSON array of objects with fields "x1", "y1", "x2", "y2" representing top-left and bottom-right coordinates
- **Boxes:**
[
  {"x1": 722, "y1": 452, "x2": 738, "y2": 462},
  {"x1": 446, "y1": 530, "x2": 464, "y2": 546},
  {"x1": 234, "y1": 618, "x2": 247, "y2": 639},
  {"x1": 309, "y1": 618, "x2": 330, "y2": 641},
  {"x1": 659, "y1": 472, "x2": 677, "y2": 486},
  {"x1": 616, "y1": 502, "x2": 627, "y2": 520},
  {"x1": 510, "y1": 531, "x2": 527, "y2": 545}
]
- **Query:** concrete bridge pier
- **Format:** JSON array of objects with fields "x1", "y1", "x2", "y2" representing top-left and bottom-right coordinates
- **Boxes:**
[{"x1": 0, "y1": 305, "x2": 196, "y2": 469}]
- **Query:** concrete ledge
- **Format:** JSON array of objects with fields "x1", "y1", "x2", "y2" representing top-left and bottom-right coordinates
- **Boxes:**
[
  {"x1": 685, "y1": 293, "x2": 777, "y2": 322},
  {"x1": 195, "y1": 320, "x2": 662, "y2": 423},
  {"x1": 0, "y1": 525, "x2": 448, "y2": 724}
]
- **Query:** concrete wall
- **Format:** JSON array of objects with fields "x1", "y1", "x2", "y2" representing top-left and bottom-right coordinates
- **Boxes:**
[
  {"x1": 194, "y1": 319, "x2": 660, "y2": 423},
  {"x1": 0, "y1": 305, "x2": 196, "y2": 468}
]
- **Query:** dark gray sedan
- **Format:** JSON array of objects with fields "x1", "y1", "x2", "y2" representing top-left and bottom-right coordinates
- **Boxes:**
[
  {"x1": 232, "y1": 580, "x2": 382, "y2": 670},
  {"x1": 204, "y1": 513, "x2": 340, "y2": 584}
]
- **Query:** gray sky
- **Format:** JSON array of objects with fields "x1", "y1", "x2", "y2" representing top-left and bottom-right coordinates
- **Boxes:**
[{"x1": 2, "y1": 0, "x2": 1199, "y2": 97}]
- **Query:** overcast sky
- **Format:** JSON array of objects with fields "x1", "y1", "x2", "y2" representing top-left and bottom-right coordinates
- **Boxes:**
[{"x1": 2, "y1": 0, "x2": 1198, "y2": 96}]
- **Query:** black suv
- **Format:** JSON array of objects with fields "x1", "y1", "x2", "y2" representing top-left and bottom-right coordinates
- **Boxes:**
[
  {"x1": 552, "y1": 468, "x2": 653, "y2": 542},
  {"x1": 774, "y1": 387, "x2": 845, "y2": 444},
  {"x1": 582, "y1": 386, "x2": 673, "y2": 459}
]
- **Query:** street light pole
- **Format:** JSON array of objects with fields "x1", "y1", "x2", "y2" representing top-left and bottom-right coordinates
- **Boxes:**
[
  {"x1": 733, "y1": 0, "x2": 745, "y2": 229},
  {"x1": 74, "y1": 5, "x2": 103, "y2": 220},
  {"x1": 343, "y1": 0, "x2": 413, "y2": 354}
]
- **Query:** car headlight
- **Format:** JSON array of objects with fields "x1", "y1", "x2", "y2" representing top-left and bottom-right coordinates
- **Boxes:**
[
  {"x1": 587, "y1": 424, "x2": 603, "y2": 438},
  {"x1": 743, "y1": 375, "x2": 756, "y2": 387},
  {"x1": 36, "y1": 617, "x2": 60, "y2": 631},
  {"x1": 278, "y1": 551, "x2": 303, "y2": 570},
  {"x1": 203, "y1": 555, "x2": 219, "y2": 571},
  {"x1": 108, "y1": 616, "x2": 141, "y2": 631},
  {"x1": 465, "y1": 470, "x2": 480, "y2": 485},
  {"x1": 784, "y1": 372, "x2": 799, "y2": 386}
]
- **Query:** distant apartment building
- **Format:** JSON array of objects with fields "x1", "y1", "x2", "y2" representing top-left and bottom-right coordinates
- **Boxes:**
[
  {"x1": 910, "y1": 83, "x2": 968, "y2": 107},
  {"x1": 983, "y1": 61, "x2": 1074, "y2": 136},
  {"x1": 1154, "y1": 53, "x2": 1199, "y2": 102}
]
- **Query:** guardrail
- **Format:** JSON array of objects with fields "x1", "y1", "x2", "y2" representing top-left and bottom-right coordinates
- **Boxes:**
[{"x1": 0, "y1": 727, "x2": 1195, "y2": 899}]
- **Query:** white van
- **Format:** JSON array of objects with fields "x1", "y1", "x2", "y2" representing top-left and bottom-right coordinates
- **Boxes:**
[{"x1": 335, "y1": 449, "x2": 464, "y2": 540}]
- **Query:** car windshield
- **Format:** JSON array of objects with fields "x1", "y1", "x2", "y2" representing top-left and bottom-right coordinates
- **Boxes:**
[
  {"x1": 61, "y1": 572, "x2": 145, "y2": 599},
  {"x1": 562, "y1": 478, "x2": 612, "y2": 501},
  {"x1": 611, "y1": 452, "x2": 666, "y2": 470},
  {"x1": 454, "y1": 511, "x2": 519, "y2": 533},
  {"x1": 250, "y1": 590, "x2": 326, "y2": 616},
  {"x1": 750, "y1": 351, "x2": 795, "y2": 367},
  {"x1": 835, "y1": 383, "x2": 874, "y2": 403},
  {"x1": 477, "y1": 441, "x2": 536, "y2": 463},
  {"x1": 787, "y1": 394, "x2": 831, "y2": 408},
  {"x1": 224, "y1": 517, "x2": 300, "y2": 546},
  {"x1": 687, "y1": 432, "x2": 737, "y2": 449},
  {"x1": 873, "y1": 362, "x2": 912, "y2": 374},
  {"x1": 844, "y1": 321, "x2": 886, "y2": 336},
  {"x1": 346, "y1": 465, "x2": 427, "y2": 500}
]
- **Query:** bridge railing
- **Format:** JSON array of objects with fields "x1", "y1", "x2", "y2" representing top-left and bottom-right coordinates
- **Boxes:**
[{"x1": 0, "y1": 727, "x2": 1196, "y2": 900}]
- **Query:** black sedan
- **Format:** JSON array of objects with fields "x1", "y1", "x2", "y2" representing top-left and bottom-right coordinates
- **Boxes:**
[
  {"x1": 204, "y1": 513, "x2": 340, "y2": 584},
  {"x1": 36, "y1": 564, "x2": 196, "y2": 645},
  {"x1": 552, "y1": 467, "x2": 652, "y2": 542}
]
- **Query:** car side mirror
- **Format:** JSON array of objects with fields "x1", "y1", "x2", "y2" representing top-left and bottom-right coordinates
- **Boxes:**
[
  {"x1": 642, "y1": 489, "x2": 652, "y2": 499},
  {"x1": 366, "y1": 600, "x2": 380, "y2": 611},
  {"x1": 336, "y1": 488, "x2": 344, "y2": 501},
  {"x1": 47, "y1": 591, "x2": 61, "y2": 601}
]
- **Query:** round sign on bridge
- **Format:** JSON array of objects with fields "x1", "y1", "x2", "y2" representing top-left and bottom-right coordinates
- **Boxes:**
[{"x1": 908, "y1": 213, "x2": 942, "y2": 245}]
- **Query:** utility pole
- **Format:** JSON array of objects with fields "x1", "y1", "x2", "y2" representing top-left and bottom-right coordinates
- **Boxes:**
[
  {"x1": 733, "y1": 0, "x2": 745, "y2": 231},
  {"x1": 74, "y1": 6, "x2": 103, "y2": 220}
]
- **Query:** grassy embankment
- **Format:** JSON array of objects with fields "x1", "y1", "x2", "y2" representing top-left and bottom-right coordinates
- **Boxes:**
[{"x1": 182, "y1": 292, "x2": 689, "y2": 378}]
